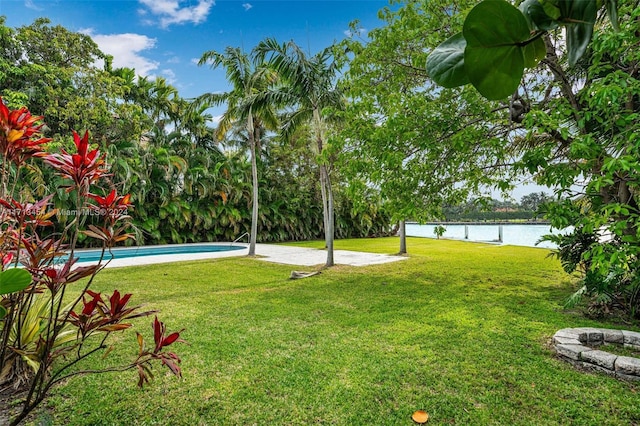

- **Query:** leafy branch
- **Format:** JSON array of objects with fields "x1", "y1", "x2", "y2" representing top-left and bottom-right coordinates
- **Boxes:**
[{"x1": 427, "y1": 0, "x2": 617, "y2": 100}]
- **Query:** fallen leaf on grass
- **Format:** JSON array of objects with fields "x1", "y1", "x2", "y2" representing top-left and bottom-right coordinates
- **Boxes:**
[{"x1": 412, "y1": 410, "x2": 429, "y2": 424}]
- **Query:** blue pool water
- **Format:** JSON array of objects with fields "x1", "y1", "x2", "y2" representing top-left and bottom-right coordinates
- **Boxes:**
[{"x1": 74, "y1": 244, "x2": 246, "y2": 263}]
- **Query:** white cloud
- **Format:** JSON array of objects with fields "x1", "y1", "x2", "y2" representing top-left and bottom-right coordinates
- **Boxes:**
[
  {"x1": 242, "y1": 3, "x2": 252, "y2": 11},
  {"x1": 210, "y1": 115, "x2": 223, "y2": 125},
  {"x1": 138, "y1": 0, "x2": 214, "y2": 28},
  {"x1": 84, "y1": 30, "x2": 159, "y2": 76},
  {"x1": 24, "y1": 0, "x2": 43, "y2": 11},
  {"x1": 161, "y1": 69, "x2": 177, "y2": 84},
  {"x1": 344, "y1": 28, "x2": 367, "y2": 38},
  {"x1": 167, "y1": 56, "x2": 181, "y2": 64}
]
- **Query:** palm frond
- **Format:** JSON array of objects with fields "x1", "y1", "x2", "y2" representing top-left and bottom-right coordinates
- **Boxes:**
[
  {"x1": 281, "y1": 108, "x2": 313, "y2": 142},
  {"x1": 193, "y1": 92, "x2": 230, "y2": 110}
]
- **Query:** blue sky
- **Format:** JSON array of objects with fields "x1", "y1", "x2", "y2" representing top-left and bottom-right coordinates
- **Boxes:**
[{"x1": 1, "y1": 0, "x2": 389, "y2": 105}]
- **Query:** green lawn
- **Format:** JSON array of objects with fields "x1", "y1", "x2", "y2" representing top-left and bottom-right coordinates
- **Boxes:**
[{"x1": 47, "y1": 237, "x2": 640, "y2": 425}]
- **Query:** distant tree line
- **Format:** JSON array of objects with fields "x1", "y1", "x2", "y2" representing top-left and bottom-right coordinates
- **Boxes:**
[{"x1": 440, "y1": 192, "x2": 553, "y2": 222}]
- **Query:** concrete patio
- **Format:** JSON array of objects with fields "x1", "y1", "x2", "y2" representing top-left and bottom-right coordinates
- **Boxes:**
[{"x1": 81, "y1": 243, "x2": 407, "y2": 269}]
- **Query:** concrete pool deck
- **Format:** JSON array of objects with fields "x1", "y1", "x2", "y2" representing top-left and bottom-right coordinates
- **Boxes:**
[{"x1": 78, "y1": 243, "x2": 407, "y2": 269}]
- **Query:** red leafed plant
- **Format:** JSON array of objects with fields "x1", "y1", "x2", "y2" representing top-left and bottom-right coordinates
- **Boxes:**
[
  {"x1": 42, "y1": 130, "x2": 108, "y2": 194},
  {"x1": 0, "y1": 97, "x2": 185, "y2": 426},
  {"x1": 134, "y1": 316, "x2": 185, "y2": 387},
  {"x1": 0, "y1": 101, "x2": 51, "y2": 167}
]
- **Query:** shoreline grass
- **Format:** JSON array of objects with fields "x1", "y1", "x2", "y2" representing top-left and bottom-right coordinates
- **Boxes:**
[{"x1": 46, "y1": 237, "x2": 640, "y2": 425}]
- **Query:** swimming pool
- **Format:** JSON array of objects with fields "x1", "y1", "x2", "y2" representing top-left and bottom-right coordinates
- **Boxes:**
[{"x1": 73, "y1": 243, "x2": 246, "y2": 263}]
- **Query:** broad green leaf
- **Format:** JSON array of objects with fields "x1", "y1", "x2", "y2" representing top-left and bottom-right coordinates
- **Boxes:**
[
  {"x1": 558, "y1": 0, "x2": 597, "y2": 66},
  {"x1": 519, "y1": 0, "x2": 537, "y2": 30},
  {"x1": 521, "y1": 0, "x2": 560, "y2": 30},
  {"x1": 465, "y1": 45, "x2": 524, "y2": 100},
  {"x1": 0, "y1": 305, "x2": 6, "y2": 320},
  {"x1": 463, "y1": 1, "x2": 531, "y2": 47},
  {"x1": 0, "y1": 268, "x2": 32, "y2": 295},
  {"x1": 540, "y1": 0, "x2": 562, "y2": 20},
  {"x1": 426, "y1": 33, "x2": 470, "y2": 88},
  {"x1": 565, "y1": 21, "x2": 595, "y2": 66},
  {"x1": 463, "y1": 0, "x2": 531, "y2": 100},
  {"x1": 523, "y1": 36, "x2": 547, "y2": 68},
  {"x1": 604, "y1": 0, "x2": 619, "y2": 31}
]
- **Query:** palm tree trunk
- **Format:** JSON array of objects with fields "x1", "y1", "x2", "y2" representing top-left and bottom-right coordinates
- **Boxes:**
[
  {"x1": 399, "y1": 220, "x2": 407, "y2": 254},
  {"x1": 249, "y1": 133, "x2": 258, "y2": 256},
  {"x1": 314, "y1": 110, "x2": 334, "y2": 267},
  {"x1": 319, "y1": 169, "x2": 329, "y2": 243},
  {"x1": 321, "y1": 164, "x2": 335, "y2": 267}
]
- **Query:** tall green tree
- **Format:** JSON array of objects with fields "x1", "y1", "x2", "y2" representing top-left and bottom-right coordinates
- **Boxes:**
[
  {"x1": 196, "y1": 46, "x2": 279, "y2": 256},
  {"x1": 523, "y1": 3, "x2": 639, "y2": 314},
  {"x1": 0, "y1": 17, "x2": 136, "y2": 143},
  {"x1": 339, "y1": 0, "x2": 514, "y2": 254},
  {"x1": 520, "y1": 192, "x2": 551, "y2": 214},
  {"x1": 428, "y1": 0, "x2": 640, "y2": 315},
  {"x1": 256, "y1": 39, "x2": 344, "y2": 266}
]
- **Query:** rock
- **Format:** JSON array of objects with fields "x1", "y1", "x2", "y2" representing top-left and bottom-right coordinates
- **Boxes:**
[
  {"x1": 556, "y1": 344, "x2": 593, "y2": 361},
  {"x1": 553, "y1": 335, "x2": 582, "y2": 346},
  {"x1": 614, "y1": 356, "x2": 640, "y2": 376},
  {"x1": 554, "y1": 329, "x2": 584, "y2": 342},
  {"x1": 554, "y1": 327, "x2": 640, "y2": 382},
  {"x1": 616, "y1": 372, "x2": 640, "y2": 382},
  {"x1": 622, "y1": 330, "x2": 640, "y2": 346},
  {"x1": 581, "y1": 349, "x2": 618, "y2": 370},
  {"x1": 601, "y1": 329, "x2": 624, "y2": 344},
  {"x1": 573, "y1": 327, "x2": 604, "y2": 345},
  {"x1": 579, "y1": 362, "x2": 616, "y2": 377}
]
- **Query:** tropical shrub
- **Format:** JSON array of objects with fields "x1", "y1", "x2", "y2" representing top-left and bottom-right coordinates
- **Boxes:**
[
  {"x1": 0, "y1": 98, "x2": 184, "y2": 425},
  {"x1": 427, "y1": 0, "x2": 638, "y2": 317}
]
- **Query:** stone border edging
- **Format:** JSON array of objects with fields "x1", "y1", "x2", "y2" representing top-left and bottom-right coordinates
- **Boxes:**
[{"x1": 553, "y1": 327, "x2": 640, "y2": 381}]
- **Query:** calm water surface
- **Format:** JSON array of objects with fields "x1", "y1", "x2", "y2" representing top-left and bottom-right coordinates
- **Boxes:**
[{"x1": 405, "y1": 223, "x2": 571, "y2": 249}]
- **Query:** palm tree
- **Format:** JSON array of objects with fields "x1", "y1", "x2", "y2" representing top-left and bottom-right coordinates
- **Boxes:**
[
  {"x1": 255, "y1": 38, "x2": 344, "y2": 267},
  {"x1": 149, "y1": 77, "x2": 179, "y2": 129},
  {"x1": 178, "y1": 100, "x2": 217, "y2": 150},
  {"x1": 195, "y1": 47, "x2": 279, "y2": 256}
]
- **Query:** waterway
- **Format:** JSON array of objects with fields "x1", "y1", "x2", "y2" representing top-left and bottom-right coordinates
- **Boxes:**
[{"x1": 405, "y1": 223, "x2": 571, "y2": 249}]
